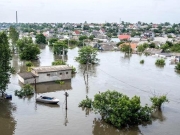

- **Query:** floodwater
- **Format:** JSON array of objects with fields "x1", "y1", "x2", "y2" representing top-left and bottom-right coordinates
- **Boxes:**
[{"x1": 1, "y1": 45, "x2": 180, "y2": 135}]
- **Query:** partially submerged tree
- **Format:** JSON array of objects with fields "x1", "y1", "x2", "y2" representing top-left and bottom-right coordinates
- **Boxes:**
[
  {"x1": 49, "y1": 38, "x2": 58, "y2": 46},
  {"x1": 0, "y1": 32, "x2": 12, "y2": 96},
  {"x1": 17, "y1": 37, "x2": 40, "y2": 60},
  {"x1": 52, "y1": 60, "x2": 66, "y2": 65},
  {"x1": 150, "y1": 95, "x2": 169, "y2": 110},
  {"x1": 53, "y1": 41, "x2": 68, "y2": 55},
  {"x1": 79, "y1": 90, "x2": 152, "y2": 128},
  {"x1": 120, "y1": 43, "x2": 132, "y2": 54},
  {"x1": 175, "y1": 63, "x2": 180, "y2": 71},
  {"x1": 35, "y1": 33, "x2": 46, "y2": 44},
  {"x1": 79, "y1": 90, "x2": 169, "y2": 128},
  {"x1": 9, "y1": 26, "x2": 19, "y2": 53},
  {"x1": 155, "y1": 59, "x2": 165, "y2": 66},
  {"x1": 76, "y1": 46, "x2": 99, "y2": 64},
  {"x1": 79, "y1": 35, "x2": 88, "y2": 41},
  {"x1": 15, "y1": 84, "x2": 34, "y2": 97}
]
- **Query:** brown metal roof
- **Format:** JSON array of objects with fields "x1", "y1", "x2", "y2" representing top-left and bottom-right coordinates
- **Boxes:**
[{"x1": 31, "y1": 65, "x2": 72, "y2": 73}]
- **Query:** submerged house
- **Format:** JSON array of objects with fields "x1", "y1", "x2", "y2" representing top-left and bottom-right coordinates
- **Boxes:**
[{"x1": 18, "y1": 65, "x2": 72, "y2": 84}]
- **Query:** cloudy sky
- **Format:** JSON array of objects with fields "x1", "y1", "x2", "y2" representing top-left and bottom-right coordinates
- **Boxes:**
[{"x1": 0, "y1": 0, "x2": 180, "y2": 23}]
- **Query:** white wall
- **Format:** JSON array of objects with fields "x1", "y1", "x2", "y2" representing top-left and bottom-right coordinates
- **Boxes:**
[{"x1": 37, "y1": 70, "x2": 72, "y2": 83}]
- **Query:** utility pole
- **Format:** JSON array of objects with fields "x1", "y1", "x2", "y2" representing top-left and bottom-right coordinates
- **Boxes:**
[{"x1": 65, "y1": 92, "x2": 69, "y2": 110}]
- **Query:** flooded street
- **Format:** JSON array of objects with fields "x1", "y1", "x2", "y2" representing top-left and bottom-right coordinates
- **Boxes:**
[{"x1": 1, "y1": 45, "x2": 180, "y2": 135}]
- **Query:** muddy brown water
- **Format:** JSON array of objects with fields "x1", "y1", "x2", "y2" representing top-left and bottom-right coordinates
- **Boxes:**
[{"x1": 0, "y1": 45, "x2": 180, "y2": 135}]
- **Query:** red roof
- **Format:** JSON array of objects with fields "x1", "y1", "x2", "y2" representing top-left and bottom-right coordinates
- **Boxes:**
[
  {"x1": 74, "y1": 30, "x2": 80, "y2": 35},
  {"x1": 118, "y1": 35, "x2": 130, "y2": 40}
]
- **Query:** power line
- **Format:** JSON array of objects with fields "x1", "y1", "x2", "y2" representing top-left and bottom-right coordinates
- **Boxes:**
[{"x1": 97, "y1": 67, "x2": 180, "y2": 104}]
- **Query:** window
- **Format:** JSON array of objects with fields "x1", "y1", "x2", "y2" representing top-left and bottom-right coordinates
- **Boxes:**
[
  {"x1": 60, "y1": 73, "x2": 62, "y2": 75},
  {"x1": 66, "y1": 72, "x2": 68, "y2": 74},
  {"x1": 47, "y1": 74, "x2": 50, "y2": 76}
]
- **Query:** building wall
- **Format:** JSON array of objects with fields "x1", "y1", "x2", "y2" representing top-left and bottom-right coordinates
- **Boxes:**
[
  {"x1": 18, "y1": 75, "x2": 25, "y2": 84},
  {"x1": 37, "y1": 70, "x2": 72, "y2": 83},
  {"x1": 24, "y1": 78, "x2": 37, "y2": 84}
]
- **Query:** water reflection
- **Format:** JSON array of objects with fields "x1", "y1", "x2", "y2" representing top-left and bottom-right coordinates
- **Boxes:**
[
  {"x1": 35, "y1": 80, "x2": 72, "y2": 94},
  {"x1": 78, "y1": 64, "x2": 97, "y2": 76},
  {"x1": 81, "y1": 107, "x2": 92, "y2": 116},
  {"x1": 64, "y1": 109, "x2": 68, "y2": 126},
  {"x1": 151, "y1": 110, "x2": 166, "y2": 122},
  {"x1": 54, "y1": 54, "x2": 68, "y2": 62},
  {"x1": 38, "y1": 44, "x2": 46, "y2": 49},
  {"x1": 36, "y1": 102, "x2": 60, "y2": 108},
  {"x1": 92, "y1": 118, "x2": 143, "y2": 135},
  {"x1": 92, "y1": 109, "x2": 166, "y2": 135},
  {"x1": 0, "y1": 100, "x2": 16, "y2": 135}
]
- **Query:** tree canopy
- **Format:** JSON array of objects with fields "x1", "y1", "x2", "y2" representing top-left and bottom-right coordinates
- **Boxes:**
[
  {"x1": 76, "y1": 46, "x2": 99, "y2": 64},
  {"x1": 0, "y1": 32, "x2": 12, "y2": 95},
  {"x1": 120, "y1": 43, "x2": 132, "y2": 54},
  {"x1": 35, "y1": 33, "x2": 46, "y2": 44},
  {"x1": 9, "y1": 26, "x2": 19, "y2": 53},
  {"x1": 49, "y1": 38, "x2": 58, "y2": 46},
  {"x1": 79, "y1": 35, "x2": 88, "y2": 41},
  {"x1": 53, "y1": 41, "x2": 68, "y2": 55},
  {"x1": 79, "y1": 90, "x2": 152, "y2": 128},
  {"x1": 17, "y1": 37, "x2": 40, "y2": 60}
]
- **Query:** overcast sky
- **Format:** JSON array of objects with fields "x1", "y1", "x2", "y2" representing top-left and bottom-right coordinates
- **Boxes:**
[{"x1": 0, "y1": 0, "x2": 180, "y2": 23}]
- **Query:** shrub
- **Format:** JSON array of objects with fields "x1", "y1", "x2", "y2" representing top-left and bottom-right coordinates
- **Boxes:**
[
  {"x1": 140, "y1": 60, "x2": 144, "y2": 64},
  {"x1": 71, "y1": 66, "x2": 76, "y2": 74},
  {"x1": 150, "y1": 95, "x2": 169, "y2": 110},
  {"x1": 79, "y1": 96, "x2": 92, "y2": 108},
  {"x1": 175, "y1": 63, "x2": 180, "y2": 71},
  {"x1": 10, "y1": 67, "x2": 16, "y2": 74},
  {"x1": 15, "y1": 84, "x2": 34, "y2": 97},
  {"x1": 26, "y1": 61, "x2": 33, "y2": 67},
  {"x1": 155, "y1": 59, "x2": 165, "y2": 66},
  {"x1": 79, "y1": 90, "x2": 152, "y2": 128},
  {"x1": 52, "y1": 60, "x2": 66, "y2": 65},
  {"x1": 144, "y1": 52, "x2": 150, "y2": 56},
  {"x1": 55, "y1": 80, "x2": 65, "y2": 85}
]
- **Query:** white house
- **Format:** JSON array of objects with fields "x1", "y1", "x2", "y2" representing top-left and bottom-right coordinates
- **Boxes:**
[{"x1": 18, "y1": 65, "x2": 72, "y2": 84}]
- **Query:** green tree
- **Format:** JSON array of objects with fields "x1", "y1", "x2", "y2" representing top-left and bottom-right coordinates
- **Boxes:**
[
  {"x1": 0, "y1": 32, "x2": 12, "y2": 95},
  {"x1": 120, "y1": 44, "x2": 132, "y2": 54},
  {"x1": 15, "y1": 84, "x2": 34, "y2": 97},
  {"x1": 79, "y1": 35, "x2": 88, "y2": 41},
  {"x1": 150, "y1": 95, "x2": 168, "y2": 110},
  {"x1": 53, "y1": 41, "x2": 68, "y2": 55},
  {"x1": 76, "y1": 46, "x2": 98, "y2": 64},
  {"x1": 35, "y1": 33, "x2": 46, "y2": 44},
  {"x1": 17, "y1": 37, "x2": 40, "y2": 60},
  {"x1": 137, "y1": 45, "x2": 145, "y2": 53},
  {"x1": 80, "y1": 90, "x2": 152, "y2": 128},
  {"x1": 9, "y1": 26, "x2": 19, "y2": 53},
  {"x1": 49, "y1": 38, "x2": 58, "y2": 46},
  {"x1": 155, "y1": 59, "x2": 165, "y2": 66},
  {"x1": 149, "y1": 42, "x2": 156, "y2": 48},
  {"x1": 175, "y1": 63, "x2": 180, "y2": 71},
  {"x1": 160, "y1": 43, "x2": 169, "y2": 52},
  {"x1": 52, "y1": 60, "x2": 66, "y2": 65},
  {"x1": 89, "y1": 35, "x2": 95, "y2": 41}
]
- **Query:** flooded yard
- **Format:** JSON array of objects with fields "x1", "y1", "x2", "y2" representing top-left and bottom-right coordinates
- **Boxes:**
[{"x1": 1, "y1": 45, "x2": 180, "y2": 135}]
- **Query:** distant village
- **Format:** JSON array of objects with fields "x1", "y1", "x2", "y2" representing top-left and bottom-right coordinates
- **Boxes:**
[{"x1": 0, "y1": 21, "x2": 180, "y2": 61}]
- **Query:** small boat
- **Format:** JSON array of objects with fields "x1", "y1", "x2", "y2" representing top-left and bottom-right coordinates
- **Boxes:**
[
  {"x1": 36, "y1": 96, "x2": 59, "y2": 104},
  {"x1": 0, "y1": 93, "x2": 12, "y2": 99}
]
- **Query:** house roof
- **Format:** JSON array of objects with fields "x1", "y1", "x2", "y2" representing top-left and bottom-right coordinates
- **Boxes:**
[
  {"x1": 74, "y1": 30, "x2": 80, "y2": 35},
  {"x1": 120, "y1": 43, "x2": 137, "y2": 50},
  {"x1": 31, "y1": 65, "x2": 72, "y2": 73},
  {"x1": 130, "y1": 43, "x2": 137, "y2": 49},
  {"x1": 118, "y1": 35, "x2": 131, "y2": 40},
  {"x1": 18, "y1": 72, "x2": 38, "y2": 79}
]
